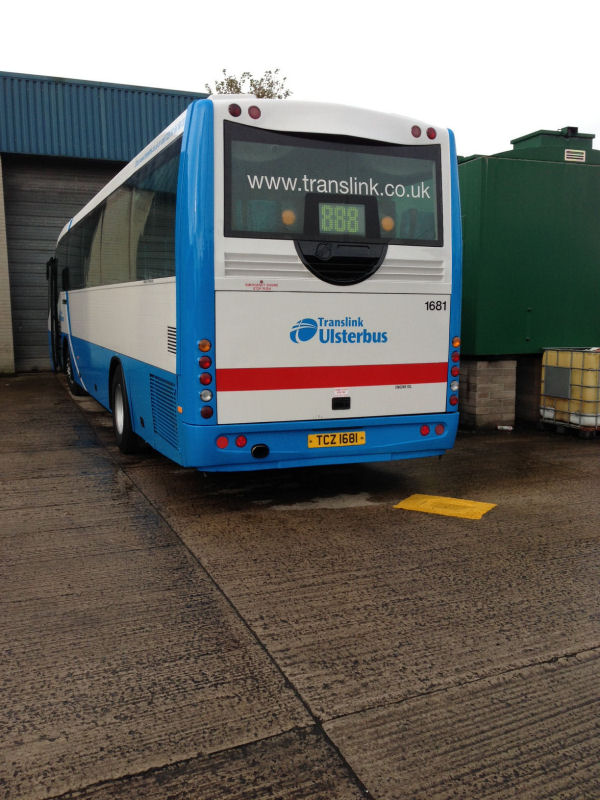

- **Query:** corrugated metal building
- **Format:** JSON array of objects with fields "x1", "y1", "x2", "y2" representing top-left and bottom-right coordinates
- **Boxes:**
[{"x1": 0, "y1": 71, "x2": 205, "y2": 372}]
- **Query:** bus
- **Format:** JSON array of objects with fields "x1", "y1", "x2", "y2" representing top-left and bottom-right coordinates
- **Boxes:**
[{"x1": 47, "y1": 96, "x2": 462, "y2": 472}]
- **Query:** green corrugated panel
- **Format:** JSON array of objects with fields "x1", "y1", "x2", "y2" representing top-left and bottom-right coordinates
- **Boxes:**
[
  {"x1": 459, "y1": 130, "x2": 600, "y2": 356},
  {"x1": 0, "y1": 71, "x2": 206, "y2": 161}
]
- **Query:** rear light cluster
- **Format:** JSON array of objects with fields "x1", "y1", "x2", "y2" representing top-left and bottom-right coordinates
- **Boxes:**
[
  {"x1": 449, "y1": 336, "x2": 460, "y2": 407},
  {"x1": 229, "y1": 103, "x2": 261, "y2": 120},
  {"x1": 420, "y1": 424, "x2": 446, "y2": 437},
  {"x1": 216, "y1": 434, "x2": 248, "y2": 450},
  {"x1": 198, "y1": 339, "x2": 214, "y2": 418},
  {"x1": 412, "y1": 125, "x2": 437, "y2": 140}
]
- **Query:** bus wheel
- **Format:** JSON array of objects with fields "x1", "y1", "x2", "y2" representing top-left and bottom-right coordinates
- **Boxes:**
[
  {"x1": 64, "y1": 346, "x2": 86, "y2": 396},
  {"x1": 111, "y1": 367, "x2": 139, "y2": 454}
]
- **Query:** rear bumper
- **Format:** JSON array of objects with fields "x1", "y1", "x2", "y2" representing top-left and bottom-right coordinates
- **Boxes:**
[{"x1": 179, "y1": 412, "x2": 459, "y2": 472}]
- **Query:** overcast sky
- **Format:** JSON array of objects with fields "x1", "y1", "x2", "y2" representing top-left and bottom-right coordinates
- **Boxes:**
[{"x1": 3, "y1": 0, "x2": 599, "y2": 157}]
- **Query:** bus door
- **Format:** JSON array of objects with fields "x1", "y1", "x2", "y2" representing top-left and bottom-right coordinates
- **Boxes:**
[{"x1": 46, "y1": 257, "x2": 61, "y2": 371}]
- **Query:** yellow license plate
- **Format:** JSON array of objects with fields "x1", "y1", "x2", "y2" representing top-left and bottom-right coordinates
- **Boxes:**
[{"x1": 307, "y1": 431, "x2": 366, "y2": 449}]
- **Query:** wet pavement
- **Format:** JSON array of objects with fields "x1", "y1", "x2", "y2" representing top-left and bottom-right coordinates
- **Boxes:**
[{"x1": 1, "y1": 373, "x2": 599, "y2": 799}]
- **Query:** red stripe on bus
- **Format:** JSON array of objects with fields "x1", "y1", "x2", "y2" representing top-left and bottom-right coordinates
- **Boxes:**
[{"x1": 216, "y1": 363, "x2": 448, "y2": 392}]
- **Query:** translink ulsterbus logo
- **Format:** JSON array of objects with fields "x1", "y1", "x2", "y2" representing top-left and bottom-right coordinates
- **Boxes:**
[{"x1": 290, "y1": 317, "x2": 388, "y2": 344}]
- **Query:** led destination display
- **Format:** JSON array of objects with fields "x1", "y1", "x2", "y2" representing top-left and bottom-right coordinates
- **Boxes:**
[{"x1": 318, "y1": 202, "x2": 366, "y2": 236}]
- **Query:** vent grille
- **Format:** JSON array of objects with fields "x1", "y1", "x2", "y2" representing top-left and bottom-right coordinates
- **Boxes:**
[
  {"x1": 150, "y1": 374, "x2": 178, "y2": 450},
  {"x1": 224, "y1": 251, "x2": 445, "y2": 282},
  {"x1": 373, "y1": 257, "x2": 445, "y2": 281},
  {"x1": 167, "y1": 326, "x2": 177, "y2": 354},
  {"x1": 564, "y1": 149, "x2": 586, "y2": 163},
  {"x1": 224, "y1": 251, "x2": 306, "y2": 278}
]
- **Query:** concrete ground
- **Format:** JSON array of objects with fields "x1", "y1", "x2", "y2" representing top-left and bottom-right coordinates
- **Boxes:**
[{"x1": 1, "y1": 373, "x2": 599, "y2": 800}]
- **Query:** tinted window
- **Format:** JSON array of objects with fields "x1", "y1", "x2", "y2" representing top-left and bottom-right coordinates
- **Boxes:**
[
  {"x1": 224, "y1": 122, "x2": 443, "y2": 246},
  {"x1": 56, "y1": 138, "x2": 181, "y2": 289},
  {"x1": 129, "y1": 142, "x2": 180, "y2": 281}
]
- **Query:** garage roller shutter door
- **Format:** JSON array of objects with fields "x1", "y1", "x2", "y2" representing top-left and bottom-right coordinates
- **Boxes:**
[{"x1": 4, "y1": 156, "x2": 121, "y2": 371}]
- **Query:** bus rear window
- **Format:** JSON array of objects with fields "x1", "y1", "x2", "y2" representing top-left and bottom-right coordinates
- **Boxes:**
[{"x1": 224, "y1": 121, "x2": 443, "y2": 246}]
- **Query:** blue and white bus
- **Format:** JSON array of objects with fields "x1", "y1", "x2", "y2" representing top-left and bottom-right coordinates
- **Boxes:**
[{"x1": 48, "y1": 96, "x2": 462, "y2": 471}]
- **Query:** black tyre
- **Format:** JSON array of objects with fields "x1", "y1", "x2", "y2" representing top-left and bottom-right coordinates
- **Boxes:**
[
  {"x1": 111, "y1": 366, "x2": 140, "y2": 454},
  {"x1": 64, "y1": 345, "x2": 86, "y2": 396}
]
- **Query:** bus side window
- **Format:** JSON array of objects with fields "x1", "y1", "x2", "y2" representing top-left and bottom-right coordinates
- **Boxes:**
[
  {"x1": 134, "y1": 190, "x2": 176, "y2": 280},
  {"x1": 129, "y1": 139, "x2": 180, "y2": 281},
  {"x1": 101, "y1": 188, "x2": 133, "y2": 285},
  {"x1": 83, "y1": 208, "x2": 103, "y2": 288}
]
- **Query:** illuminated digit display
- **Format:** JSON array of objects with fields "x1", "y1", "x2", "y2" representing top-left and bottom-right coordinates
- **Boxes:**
[{"x1": 319, "y1": 203, "x2": 366, "y2": 236}]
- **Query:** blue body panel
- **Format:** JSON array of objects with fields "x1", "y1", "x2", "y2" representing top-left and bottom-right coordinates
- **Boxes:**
[
  {"x1": 59, "y1": 99, "x2": 462, "y2": 472},
  {"x1": 176, "y1": 100, "x2": 217, "y2": 428},
  {"x1": 179, "y1": 413, "x2": 458, "y2": 472},
  {"x1": 66, "y1": 333, "x2": 182, "y2": 463}
]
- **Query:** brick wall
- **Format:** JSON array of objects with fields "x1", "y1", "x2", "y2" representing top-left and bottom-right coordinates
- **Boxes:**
[
  {"x1": 0, "y1": 156, "x2": 15, "y2": 373},
  {"x1": 459, "y1": 359, "x2": 517, "y2": 429}
]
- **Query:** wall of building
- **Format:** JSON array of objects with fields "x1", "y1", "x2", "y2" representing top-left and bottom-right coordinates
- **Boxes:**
[{"x1": 0, "y1": 156, "x2": 15, "y2": 372}]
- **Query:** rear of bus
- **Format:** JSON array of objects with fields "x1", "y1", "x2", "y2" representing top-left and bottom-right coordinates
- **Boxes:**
[{"x1": 177, "y1": 96, "x2": 461, "y2": 471}]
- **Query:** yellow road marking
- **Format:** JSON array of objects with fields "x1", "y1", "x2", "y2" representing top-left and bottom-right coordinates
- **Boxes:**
[{"x1": 394, "y1": 494, "x2": 497, "y2": 520}]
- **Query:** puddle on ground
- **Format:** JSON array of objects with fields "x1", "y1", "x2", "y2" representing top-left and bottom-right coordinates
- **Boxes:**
[{"x1": 270, "y1": 491, "x2": 378, "y2": 510}]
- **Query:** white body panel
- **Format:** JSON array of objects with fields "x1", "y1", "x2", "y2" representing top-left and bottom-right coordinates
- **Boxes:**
[
  {"x1": 218, "y1": 384, "x2": 445, "y2": 426},
  {"x1": 210, "y1": 97, "x2": 453, "y2": 426},
  {"x1": 215, "y1": 291, "x2": 449, "y2": 424},
  {"x1": 67, "y1": 278, "x2": 176, "y2": 372}
]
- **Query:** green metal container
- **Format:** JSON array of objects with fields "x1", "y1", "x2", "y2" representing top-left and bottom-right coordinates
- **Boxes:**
[{"x1": 459, "y1": 128, "x2": 600, "y2": 356}]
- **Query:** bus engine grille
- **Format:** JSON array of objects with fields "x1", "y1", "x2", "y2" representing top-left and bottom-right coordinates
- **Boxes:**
[{"x1": 150, "y1": 374, "x2": 179, "y2": 450}]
